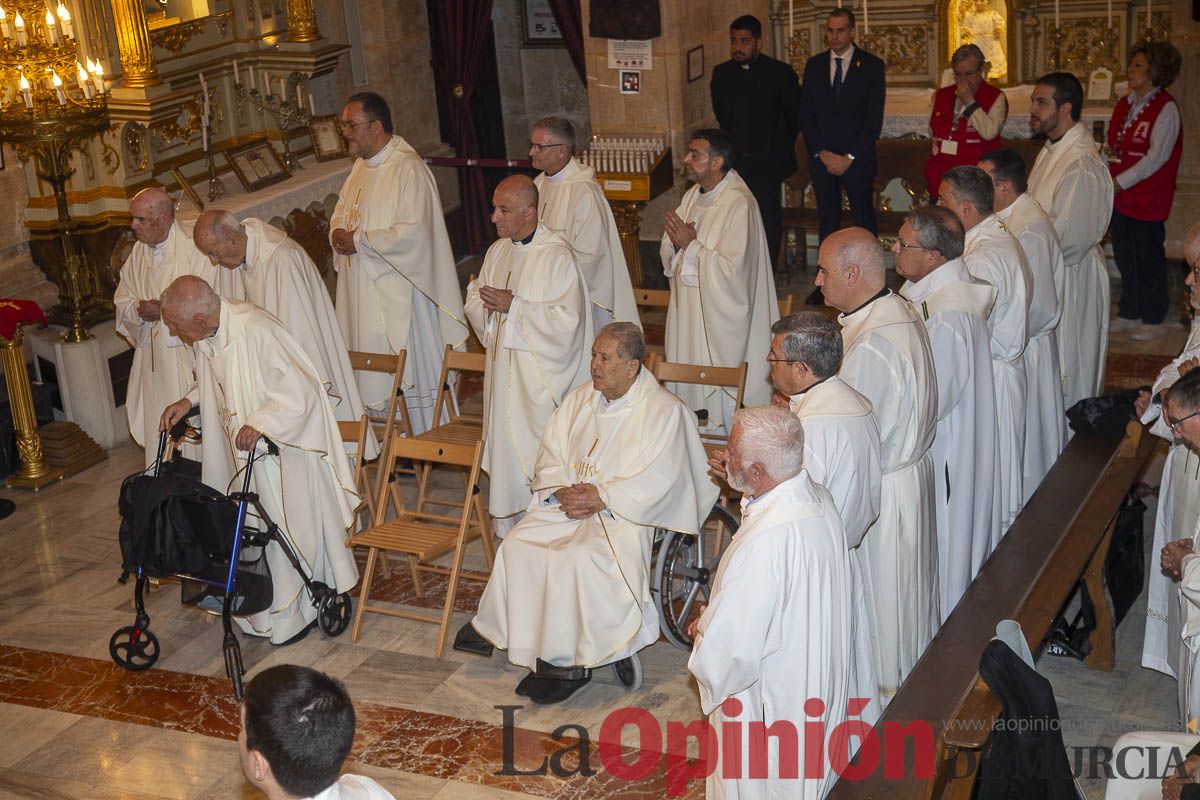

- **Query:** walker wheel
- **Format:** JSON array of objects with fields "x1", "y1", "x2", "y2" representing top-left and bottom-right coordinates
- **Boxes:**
[
  {"x1": 612, "y1": 653, "x2": 643, "y2": 691},
  {"x1": 109, "y1": 626, "x2": 160, "y2": 671},
  {"x1": 317, "y1": 592, "x2": 352, "y2": 637}
]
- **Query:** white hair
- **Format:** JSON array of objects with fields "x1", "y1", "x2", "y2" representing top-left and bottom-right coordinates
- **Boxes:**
[
  {"x1": 732, "y1": 405, "x2": 805, "y2": 482},
  {"x1": 1185, "y1": 220, "x2": 1200, "y2": 265}
]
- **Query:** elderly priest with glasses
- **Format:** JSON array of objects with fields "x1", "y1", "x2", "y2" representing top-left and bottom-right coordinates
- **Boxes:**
[{"x1": 454, "y1": 323, "x2": 718, "y2": 704}]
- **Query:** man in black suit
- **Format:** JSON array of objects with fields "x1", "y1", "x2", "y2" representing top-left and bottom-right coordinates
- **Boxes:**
[
  {"x1": 799, "y1": 8, "x2": 886, "y2": 242},
  {"x1": 710, "y1": 14, "x2": 801, "y2": 274}
]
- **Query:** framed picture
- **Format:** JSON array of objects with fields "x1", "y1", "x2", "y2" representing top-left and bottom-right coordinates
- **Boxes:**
[
  {"x1": 521, "y1": 0, "x2": 563, "y2": 46},
  {"x1": 308, "y1": 115, "x2": 348, "y2": 162},
  {"x1": 169, "y1": 167, "x2": 203, "y2": 211},
  {"x1": 687, "y1": 45, "x2": 704, "y2": 82},
  {"x1": 619, "y1": 69, "x2": 641, "y2": 94},
  {"x1": 223, "y1": 138, "x2": 290, "y2": 192}
]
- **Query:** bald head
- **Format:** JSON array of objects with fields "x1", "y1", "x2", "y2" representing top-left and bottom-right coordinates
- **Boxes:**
[
  {"x1": 193, "y1": 211, "x2": 248, "y2": 269},
  {"x1": 160, "y1": 275, "x2": 221, "y2": 344},
  {"x1": 129, "y1": 187, "x2": 175, "y2": 246},
  {"x1": 491, "y1": 175, "x2": 540, "y2": 242},
  {"x1": 1185, "y1": 221, "x2": 1200, "y2": 267},
  {"x1": 816, "y1": 228, "x2": 887, "y2": 313}
]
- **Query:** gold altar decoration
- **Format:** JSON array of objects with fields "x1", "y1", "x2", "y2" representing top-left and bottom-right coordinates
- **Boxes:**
[
  {"x1": 945, "y1": 0, "x2": 1012, "y2": 83},
  {"x1": 860, "y1": 24, "x2": 933, "y2": 77},
  {"x1": 1, "y1": 324, "x2": 63, "y2": 490},
  {"x1": 285, "y1": 0, "x2": 319, "y2": 43},
  {"x1": 149, "y1": 11, "x2": 232, "y2": 56},
  {"x1": 110, "y1": 0, "x2": 159, "y2": 87},
  {"x1": 0, "y1": 0, "x2": 111, "y2": 343}
]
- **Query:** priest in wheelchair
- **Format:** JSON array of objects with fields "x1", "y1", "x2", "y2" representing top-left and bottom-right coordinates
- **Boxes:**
[{"x1": 454, "y1": 322, "x2": 719, "y2": 704}]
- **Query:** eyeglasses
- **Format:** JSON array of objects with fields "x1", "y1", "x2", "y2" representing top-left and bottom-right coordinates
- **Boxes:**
[
  {"x1": 765, "y1": 355, "x2": 802, "y2": 364},
  {"x1": 1167, "y1": 409, "x2": 1200, "y2": 433},
  {"x1": 529, "y1": 141, "x2": 566, "y2": 152},
  {"x1": 340, "y1": 118, "x2": 375, "y2": 132},
  {"x1": 895, "y1": 240, "x2": 926, "y2": 250}
]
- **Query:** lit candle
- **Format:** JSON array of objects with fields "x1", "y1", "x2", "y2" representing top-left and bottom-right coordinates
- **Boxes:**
[
  {"x1": 52, "y1": 72, "x2": 65, "y2": 105},
  {"x1": 87, "y1": 58, "x2": 104, "y2": 94},
  {"x1": 232, "y1": 59, "x2": 240, "y2": 85},
  {"x1": 44, "y1": 9, "x2": 59, "y2": 45},
  {"x1": 14, "y1": 12, "x2": 26, "y2": 46},
  {"x1": 19, "y1": 73, "x2": 31, "y2": 108},
  {"x1": 56, "y1": 2, "x2": 71, "y2": 38},
  {"x1": 0, "y1": 7, "x2": 11, "y2": 40},
  {"x1": 77, "y1": 61, "x2": 92, "y2": 99}
]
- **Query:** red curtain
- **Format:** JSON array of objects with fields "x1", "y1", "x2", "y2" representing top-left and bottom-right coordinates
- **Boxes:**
[
  {"x1": 545, "y1": 0, "x2": 586, "y2": 85},
  {"x1": 429, "y1": 1, "x2": 496, "y2": 254}
]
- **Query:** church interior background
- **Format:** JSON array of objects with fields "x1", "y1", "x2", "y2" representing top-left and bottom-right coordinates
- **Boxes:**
[{"x1": 0, "y1": 0, "x2": 1197, "y2": 797}]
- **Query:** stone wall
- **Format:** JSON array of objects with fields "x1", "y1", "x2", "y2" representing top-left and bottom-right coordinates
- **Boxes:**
[
  {"x1": 1166, "y1": 0, "x2": 1198, "y2": 255},
  {"x1": 0, "y1": 146, "x2": 56, "y2": 307}
]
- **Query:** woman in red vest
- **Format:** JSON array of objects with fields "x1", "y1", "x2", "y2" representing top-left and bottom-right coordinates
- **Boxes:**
[{"x1": 1108, "y1": 40, "x2": 1183, "y2": 341}]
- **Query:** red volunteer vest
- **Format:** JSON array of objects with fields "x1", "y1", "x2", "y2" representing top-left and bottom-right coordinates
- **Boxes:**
[
  {"x1": 924, "y1": 81, "x2": 1004, "y2": 198},
  {"x1": 1107, "y1": 89, "x2": 1182, "y2": 221}
]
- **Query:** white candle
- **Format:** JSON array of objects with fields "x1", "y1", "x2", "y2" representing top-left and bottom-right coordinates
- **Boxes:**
[
  {"x1": 308, "y1": 92, "x2": 316, "y2": 116},
  {"x1": 77, "y1": 62, "x2": 91, "y2": 99},
  {"x1": 52, "y1": 72, "x2": 65, "y2": 105},
  {"x1": 1107, "y1": 0, "x2": 1112, "y2": 24},
  {"x1": 19, "y1": 74, "x2": 31, "y2": 108},
  {"x1": 296, "y1": 84, "x2": 303, "y2": 107},
  {"x1": 232, "y1": 59, "x2": 240, "y2": 85},
  {"x1": 248, "y1": 66, "x2": 256, "y2": 90},
  {"x1": 14, "y1": 12, "x2": 25, "y2": 45},
  {"x1": 788, "y1": 0, "x2": 794, "y2": 43},
  {"x1": 1054, "y1": 0, "x2": 1060, "y2": 28},
  {"x1": 88, "y1": 58, "x2": 104, "y2": 94},
  {"x1": 863, "y1": 0, "x2": 869, "y2": 34},
  {"x1": 1145, "y1": 0, "x2": 1151, "y2": 31},
  {"x1": 0, "y1": 7, "x2": 12, "y2": 40},
  {"x1": 56, "y1": 2, "x2": 71, "y2": 38},
  {"x1": 44, "y1": 9, "x2": 58, "y2": 45}
]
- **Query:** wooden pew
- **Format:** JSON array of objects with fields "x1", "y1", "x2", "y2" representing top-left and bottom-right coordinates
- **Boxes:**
[{"x1": 826, "y1": 421, "x2": 1159, "y2": 799}]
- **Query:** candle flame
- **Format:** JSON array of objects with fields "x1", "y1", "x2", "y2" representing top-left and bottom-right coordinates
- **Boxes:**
[
  {"x1": 45, "y1": 9, "x2": 54, "y2": 27},
  {"x1": 14, "y1": 12, "x2": 23, "y2": 28},
  {"x1": 56, "y1": 2, "x2": 69, "y2": 22},
  {"x1": 77, "y1": 61, "x2": 87, "y2": 81},
  {"x1": 87, "y1": 58, "x2": 102, "y2": 77},
  {"x1": 19, "y1": 74, "x2": 29, "y2": 90},
  {"x1": 0, "y1": 8, "x2": 7, "y2": 21}
]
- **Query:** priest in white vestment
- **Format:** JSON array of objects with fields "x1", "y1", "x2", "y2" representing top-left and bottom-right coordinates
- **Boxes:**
[
  {"x1": 458, "y1": 324, "x2": 717, "y2": 704},
  {"x1": 331, "y1": 92, "x2": 468, "y2": 433},
  {"x1": 529, "y1": 117, "x2": 638, "y2": 331},
  {"x1": 940, "y1": 166, "x2": 1033, "y2": 536},
  {"x1": 660, "y1": 129, "x2": 778, "y2": 430},
  {"x1": 158, "y1": 277, "x2": 359, "y2": 645},
  {"x1": 114, "y1": 187, "x2": 243, "y2": 467},
  {"x1": 895, "y1": 207, "x2": 1000, "y2": 617},
  {"x1": 690, "y1": 406, "x2": 851, "y2": 799},
  {"x1": 980, "y1": 149, "x2": 1067, "y2": 502},
  {"x1": 464, "y1": 175, "x2": 593, "y2": 535},
  {"x1": 192, "y1": 211, "x2": 376, "y2": 461},
  {"x1": 1027, "y1": 73, "x2": 1114, "y2": 408},
  {"x1": 761, "y1": 311, "x2": 883, "y2": 726},
  {"x1": 1142, "y1": 223, "x2": 1200, "y2": 681},
  {"x1": 816, "y1": 227, "x2": 939, "y2": 700},
  {"x1": 1151, "y1": 369, "x2": 1200, "y2": 727}
]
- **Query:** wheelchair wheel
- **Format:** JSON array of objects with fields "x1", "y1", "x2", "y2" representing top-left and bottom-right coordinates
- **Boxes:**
[
  {"x1": 317, "y1": 592, "x2": 352, "y2": 637},
  {"x1": 109, "y1": 626, "x2": 160, "y2": 671},
  {"x1": 653, "y1": 502, "x2": 739, "y2": 651},
  {"x1": 611, "y1": 653, "x2": 643, "y2": 691}
]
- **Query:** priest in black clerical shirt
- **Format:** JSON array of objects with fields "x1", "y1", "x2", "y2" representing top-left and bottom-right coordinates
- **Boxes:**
[{"x1": 709, "y1": 13, "x2": 801, "y2": 275}]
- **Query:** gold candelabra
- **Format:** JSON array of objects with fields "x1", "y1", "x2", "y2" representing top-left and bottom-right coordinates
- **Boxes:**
[{"x1": 0, "y1": 0, "x2": 109, "y2": 343}]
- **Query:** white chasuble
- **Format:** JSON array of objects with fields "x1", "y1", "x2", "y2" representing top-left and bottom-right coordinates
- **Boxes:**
[
  {"x1": 660, "y1": 170, "x2": 778, "y2": 430},
  {"x1": 689, "y1": 473, "x2": 851, "y2": 800},
  {"x1": 837, "y1": 292, "x2": 939, "y2": 698},
  {"x1": 238, "y1": 218, "x2": 376, "y2": 459},
  {"x1": 1027, "y1": 122, "x2": 1114, "y2": 408},
  {"x1": 996, "y1": 194, "x2": 1067, "y2": 502},
  {"x1": 187, "y1": 300, "x2": 360, "y2": 644},
  {"x1": 114, "y1": 221, "x2": 243, "y2": 467},
  {"x1": 1143, "y1": 320, "x2": 1200, "y2": 680},
  {"x1": 901, "y1": 258, "x2": 1000, "y2": 618},
  {"x1": 1176, "y1": 513, "x2": 1200, "y2": 727},
  {"x1": 963, "y1": 214, "x2": 1033, "y2": 536},
  {"x1": 789, "y1": 377, "x2": 883, "y2": 726},
  {"x1": 464, "y1": 223, "x2": 593, "y2": 518},
  {"x1": 331, "y1": 135, "x2": 468, "y2": 433},
  {"x1": 472, "y1": 368, "x2": 717, "y2": 669},
  {"x1": 535, "y1": 158, "x2": 639, "y2": 331}
]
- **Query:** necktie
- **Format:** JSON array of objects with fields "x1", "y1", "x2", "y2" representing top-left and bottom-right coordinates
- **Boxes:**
[{"x1": 833, "y1": 56, "x2": 844, "y2": 96}]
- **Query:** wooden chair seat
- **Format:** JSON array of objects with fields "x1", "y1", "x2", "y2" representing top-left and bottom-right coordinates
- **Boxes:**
[{"x1": 417, "y1": 422, "x2": 483, "y2": 446}]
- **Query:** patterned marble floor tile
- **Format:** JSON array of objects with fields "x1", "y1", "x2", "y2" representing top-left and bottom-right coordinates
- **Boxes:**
[{"x1": 0, "y1": 703, "x2": 81, "y2": 769}]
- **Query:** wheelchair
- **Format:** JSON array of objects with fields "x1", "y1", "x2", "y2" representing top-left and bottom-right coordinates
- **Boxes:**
[{"x1": 651, "y1": 502, "x2": 740, "y2": 650}]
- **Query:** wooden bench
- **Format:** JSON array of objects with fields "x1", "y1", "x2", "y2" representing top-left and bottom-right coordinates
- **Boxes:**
[{"x1": 826, "y1": 421, "x2": 1160, "y2": 799}]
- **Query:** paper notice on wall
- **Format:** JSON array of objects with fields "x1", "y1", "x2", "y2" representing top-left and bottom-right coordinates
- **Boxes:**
[
  {"x1": 608, "y1": 39, "x2": 653, "y2": 70},
  {"x1": 1088, "y1": 68, "x2": 1113, "y2": 102}
]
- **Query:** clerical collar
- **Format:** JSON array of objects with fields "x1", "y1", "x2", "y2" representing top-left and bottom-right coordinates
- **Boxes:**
[
  {"x1": 738, "y1": 53, "x2": 760, "y2": 70},
  {"x1": 515, "y1": 228, "x2": 536, "y2": 246},
  {"x1": 698, "y1": 170, "x2": 731, "y2": 196},
  {"x1": 846, "y1": 286, "x2": 890, "y2": 316},
  {"x1": 363, "y1": 136, "x2": 396, "y2": 167}
]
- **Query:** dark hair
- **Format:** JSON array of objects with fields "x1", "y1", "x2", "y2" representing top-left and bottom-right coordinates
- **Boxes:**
[
  {"x1": 533, "y1": 116, "x2": 576, "y2": 152},
  {"x1": 907, "y1": 205, "x2": 965, "y2": 260},
  {"x1": 346, "y1": 91, "x2": 394, "y2": 134},
  {"x1": 730, "y1": 14, "x2": 762, "y2": 37},
  {"x1": 690, "y1": 129, "x2": 735, "y2": 172},
  {"x1": 942, "y1": 165, "x2": 995, "y2": 215},
  {"x1": 243, "y1": 665, "x2": 356, "y2": 797},
  {"x1": 828, "y1": 7, "x2": 856, "y2": 27},
  {"x1": 771, "y1": 311, "x2": 843, "y2": 378},
  {"x1": 1130, "y1": 40, "x2": 1182, "y2": 88},
  {"x1": 1168, "y1": 368, "x2": 1200, "y2": 416},
  {"x1": 1035, "y1": 72, "x2": 1084, "y2": 122},
  {"x1": 979, "y1": 148, "x2": 1029, "y2": 194}
]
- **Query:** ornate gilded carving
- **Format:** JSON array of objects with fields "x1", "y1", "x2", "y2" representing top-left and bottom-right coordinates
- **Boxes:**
[
  {"x1": 285, "y1": 0, "x2": 320, "y2": 42},
  {"x1": 121, "y1": 122, "x2": 148, "y2": 172},
  {"x1": 1021, "y1": 12, "x2": 1041, "y2": 83},
  {"x1": 111, "y1": 0, "x2": 160, "y2": 87},
  {"x1": 100, "y1": 123, "x2": 122, "y2": 176},
  {"x1": 859, "y1": 25, "x2": 930, "y2": 75},
  {"x1": 786, "y1": 28, "x2": 812, "y2": 74},
  {"x1": 149, "y1": 92, "x2": 221, "y2": 150},
  {"x1": 1058, "y1": 18, "x2": 1122, "y2": 78},
  {"x1": 149, "y1": 12, "x2": 234, "y2": 56}
]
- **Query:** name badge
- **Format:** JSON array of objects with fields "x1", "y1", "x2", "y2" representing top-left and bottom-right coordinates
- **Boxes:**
[
  {"x1": 940, "y1": 139, "x2": 959, "y2": 156},
  {"x1": 1107, "y1": 149, "x2": 1123, "y2": 163}
]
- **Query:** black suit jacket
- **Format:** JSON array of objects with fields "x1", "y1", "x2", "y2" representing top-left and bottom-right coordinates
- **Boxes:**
[
  {"x1": 799, "y1": 47, "x2": 886, "y2": 173},
  {"x1": 710, "y1": 53, "x2": 802, "y2": 178}
]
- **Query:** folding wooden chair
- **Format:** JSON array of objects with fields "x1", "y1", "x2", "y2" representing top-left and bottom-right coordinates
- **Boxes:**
[
  {"x1": 337, "y1": 414, "x2": 372, "y2": 531},
  {"x1": 650, "y1": 359, "x2": 748, "y2": 450},
  {"x1": 414, "y1": 346, "x2": 486, "y2": 513},
  {"x1": 347, "y1": 350, "x2": 411, "y2": 520},
  {"x1": 636, "y1": 288, "x2": 670, "y2": 356},
  {"x1": 348, "y1": 437, "x2": 494, "y2": 656}
]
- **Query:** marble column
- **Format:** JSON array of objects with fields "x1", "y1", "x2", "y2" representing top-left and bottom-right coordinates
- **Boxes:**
[{"x1": 1166, "y1": 0, "x2": 1198, "y2": 254}]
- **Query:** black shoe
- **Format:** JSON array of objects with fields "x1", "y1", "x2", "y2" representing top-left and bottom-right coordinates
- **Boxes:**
[
  {"x1": 528, "y1": 673, "x2": 591, "y2": 705},
  {"x1": 805, "y1": 287, "x2": 824, "y2": 306},
  {"x1": 0, "y1": 499, "x2": 13, "y2": 521},
  {"x1": 453, "y1": 622, "x2": 494, "y2": 657},
  {"x1": 534, "y1": 658, "x2": 590, "y2": 681},
  {"x1": 278, "y1": 619, "x2": 317, "y2": 646},
  {"x1": 517, "y1": 671, "x2": 552, "y2": 697}
]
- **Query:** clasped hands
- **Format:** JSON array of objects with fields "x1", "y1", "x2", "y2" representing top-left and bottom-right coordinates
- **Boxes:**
[
  {"x1": 137, "y1": 299, "x2": 161, "y2": 322},
  {"x1": 663, "y1": 211, "x2": 698, "y2": 250},
  {"x1": 556, "y1": 483, "x2": 605, "y2": 520},
  {"x1": 818, "y1": 150, "x2": 853, "y2": 177},
  {"x1": 1162, "y1": 538, "x2": 1195, "y2": 582},
  {"x1": 1162, "y1": 753, "x2": 1200, "y2": 798},
  {"x1": 331, "y1": 227, "x2": 357, "y2": 256},
  {"x1": 158, "y1": 398, "x2": 261, "y2": 453},
  {"x1": 478, "y1": 285, "x2": 514, "y2": 314}
]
